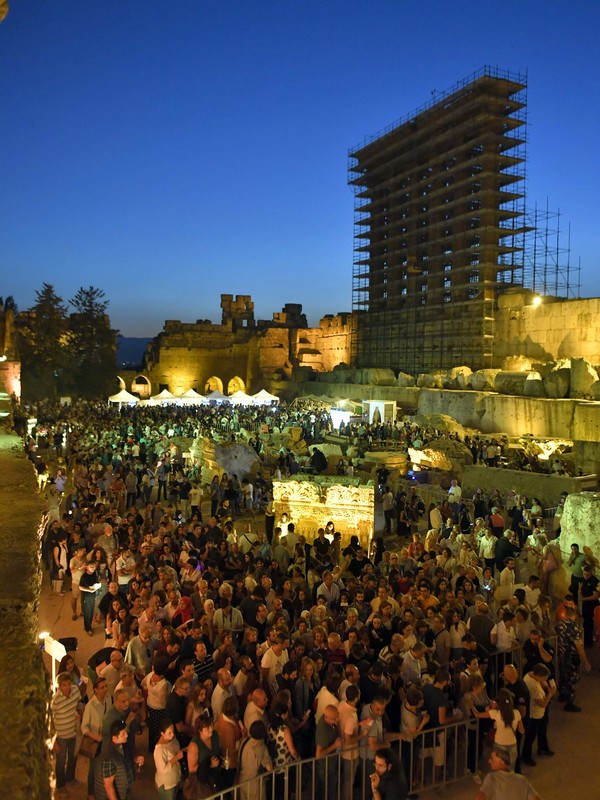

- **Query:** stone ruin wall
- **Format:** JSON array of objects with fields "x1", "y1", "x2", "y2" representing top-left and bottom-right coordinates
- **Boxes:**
[
  {"x1": 494, "y1": 293, "x2": 600, "y2": 365},
  {"x1": 273, "y1": 477, "x2": 374, "y2": 552},
  {"x1": 0, "y1": 433, "x2": 50, "y2": 799},
  {"x1": 142, "y1": 308, "x2": 354, "y2": 394}
]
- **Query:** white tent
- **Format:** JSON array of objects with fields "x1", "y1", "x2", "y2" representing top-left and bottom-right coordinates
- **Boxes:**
[
  {"x1": 252, "y1": 388, "x2": 280, "y2": 405},
  {"x1": 151, "y1": 388, "x2": 176, "y2": 403},
  {"x1": 229, "y1": 389, "x2": 255, "y2": 405},
  {"x1": 177, "y1": 388, "x2": 205, "y2": 404},
  {"x1": 205, "y1": 389, "x2": 228, "y2": 403},
  {"x1": 108, "y1": 389, "x2": 139, "y2": 405}
]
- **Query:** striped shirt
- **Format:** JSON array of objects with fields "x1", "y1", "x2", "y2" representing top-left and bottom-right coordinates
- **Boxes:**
[{"x1": 51, "y1": 684, "x2": 80, "y2": 738}]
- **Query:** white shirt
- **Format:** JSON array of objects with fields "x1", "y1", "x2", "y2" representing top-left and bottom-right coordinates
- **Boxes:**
[
  {"x1": 491, "y1": 621, "x2": 516, "y2": 652},
  {"x1": 81, "y1": 693, "x2": 112, "y2": 736},
  {"x1": 315, "y1": 686, "x2": 339, "y2": 723},
  {"x1": 338, "y1": 700, "x2": 359, "y2": 760},
  {"x1": 260, "y1": 647, "x2": 288, "y2": 695},
  {"x1": 524, "y1": 674, "x2": 546, "y2": 720}
]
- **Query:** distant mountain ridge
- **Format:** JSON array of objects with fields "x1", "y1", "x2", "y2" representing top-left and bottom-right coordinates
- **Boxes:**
[{"x1": 117, "y1": 336, "x2": 151, "y2": 368}]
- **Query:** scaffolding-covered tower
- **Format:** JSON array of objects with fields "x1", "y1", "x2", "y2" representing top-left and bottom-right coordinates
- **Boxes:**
[{"x1": 349, "y1": 67, "x2": 528, "y2": 373}]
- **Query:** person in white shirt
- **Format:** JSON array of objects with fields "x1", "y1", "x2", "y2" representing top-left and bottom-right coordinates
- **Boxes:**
[
  {"x1": 522, "y1": 664, "x2": 556, "y2": 764},
  {"x1": 491, "y1": 610, "x2": 517, "y2": 654},
  {"x1": 338, "y1": 685, "x2": 371, "y2": 800},
  {"x1": 211, "y1": 668, "x2": 234, "y2": 720},
  {"x1": 81, "y1": 677, "x2": 112, "y2": 795},
  {"x1": 260, "y1": 635, "x2": 289, "y2": 696}
]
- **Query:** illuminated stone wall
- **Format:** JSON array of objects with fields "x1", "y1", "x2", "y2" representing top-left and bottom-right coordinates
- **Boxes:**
[
  {"x1": 494, "y1": 292, "x2": 600, "y2": 364},
  {"x1": 0, "y1": 360, "x2": 21, "y2": 400},
  {"x1": 142, "y1": 298, "x2": 353, "y2": 395},
  {"x1": 273, "y1": 476, "x2": 374, "y2": 551}
]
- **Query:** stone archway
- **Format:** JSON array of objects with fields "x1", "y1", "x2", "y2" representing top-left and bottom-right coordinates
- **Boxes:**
[
  {"x1": 132, "y1": 374, "x2": 151, "y2": 399},
  {"x1": 116, "y1": 375, "x2": 126, "y2": 391},
  {"x1": 227, "y1": 376, "x2": 246, "y2": 394},
  {"x1": 205, "y1": 376, "x2": 224, "y2": 394}
]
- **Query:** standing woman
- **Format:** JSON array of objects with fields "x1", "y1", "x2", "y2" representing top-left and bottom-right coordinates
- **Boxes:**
[
  {"x1": 142, "y1": 660, "x2": 171, "y2": 752},
  {"x1": 483, "y1": 688, "x2": 524, "y2": 769},
  {"x1": 264, "y1": 493, "x2": 276, "y2": 545},
  {"x1": 210, "y1": 475, "x2": 221, "y2": 517},
  {"x1": 187, "y1": 716, "x2": 224, "y2": 793},
  {"x1": 154, "y1": 717, "x2": 184, "y2": 800},
  {"x1": 52, "y1": 532, "x2": 69, "y2": 594},
  {"x1": 293, "y1": 656, "x2": 319, "y2": 758},
  {"x1": 80, "y1": 562, "x2": 101, "y2": 636}
]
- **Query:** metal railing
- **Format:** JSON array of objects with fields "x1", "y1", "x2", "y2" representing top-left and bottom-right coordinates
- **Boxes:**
[
  {"x1": 193, "y1": 717, "x2": 477, "y2": 800},
  {"x1": 183, "y1": 637, "x2": 558, "y2": 800}
]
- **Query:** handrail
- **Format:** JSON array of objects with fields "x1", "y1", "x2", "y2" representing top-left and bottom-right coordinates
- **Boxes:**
[{"x1": 194, "y1": 716, "x2": 478, "y2": 800}]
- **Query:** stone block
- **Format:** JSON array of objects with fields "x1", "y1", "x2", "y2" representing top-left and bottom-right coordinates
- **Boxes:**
[
  {"x1": 570, "y1": 358, "x2": 599, "y2": 399},
  {"x1": 467, "y1": 369, "x2": 500, "y2": 392},
  {"x1": 396, "y1": 371, "x2": 416, "y2": 387},
  {"x1": 493, "y1": 370, "x2": 531, "y2": 395},
  {"x1": 561, "y1": 492, "x2": 600, "y2": 563},
  {"x1": 446, "y1": 366, "x2": 472, "y2": 389},
  {"x1": 417, "y1": 373, "x2": 443, "y2": 389},
  {"x1": 543, "y1": 367, "x2": 570, "y2": 399},
  {"x1": 523, "y1": 373, "x2": 545, "y2": 397},
  {"x1": 590, "y1": 381, "x2": 600, "y2": 401}
]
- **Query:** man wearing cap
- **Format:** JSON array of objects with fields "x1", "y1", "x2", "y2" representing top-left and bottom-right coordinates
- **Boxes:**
[{"x1": 475, "y1": 749, "x2": 541, "y2": 800}]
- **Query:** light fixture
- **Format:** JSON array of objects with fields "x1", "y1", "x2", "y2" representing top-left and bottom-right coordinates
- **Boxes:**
[{"x1": 531, "y1": 295, "x2": 542, "y2": 308}]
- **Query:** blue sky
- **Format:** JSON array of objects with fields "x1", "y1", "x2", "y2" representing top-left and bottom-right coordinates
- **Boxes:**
[{"x1": 1, "y1": 1, "x2": 599, "y2": 336}]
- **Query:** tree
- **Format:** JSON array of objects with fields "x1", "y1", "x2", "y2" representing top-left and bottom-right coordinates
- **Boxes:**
[
  {"x1": 68, "y1": 286, "x2": 118, "y2": 398},
  {"x1": 17, "y1": 283, "x2": 71, "y2": 399}
]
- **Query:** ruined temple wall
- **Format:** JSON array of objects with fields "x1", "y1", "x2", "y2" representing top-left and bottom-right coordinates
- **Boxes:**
[
  {"x1": 146, "y1": 342, "x2": 253, "y2": 395},
  {"x1": 258, "y1": 327, "x2": 293, "y2": 374},
  {"x1": 494, "y1": 295, "x2": 600, "y2": 365},
  {"x1": 417, "y1": 390, "x2": 579, "y2": 439},
  {"x1": 0, "y1": 360, "x2": 21, "y2": 399},
  {"x1": 309, "y1": 314, "x2": 355, "y2": 372}
]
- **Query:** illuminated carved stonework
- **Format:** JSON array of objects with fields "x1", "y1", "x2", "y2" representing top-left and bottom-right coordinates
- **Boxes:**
[{"x1": 273, "y1": 476, "x2": 374, "y2": 551}]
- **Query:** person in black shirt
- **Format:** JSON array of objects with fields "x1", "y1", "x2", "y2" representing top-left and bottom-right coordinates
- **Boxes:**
[
  {"x1": 502, "y1": 663, "x2": 529, "y2": 773},
  {"x1": 523, "y1": 630, "x2": 555, "y2": 677},
  {"x1": 370, "y1": 747, "x2": 408, "y2": 800},
  {"x1": 580, "y1": 563, "x2": 600, "y2": 648}
]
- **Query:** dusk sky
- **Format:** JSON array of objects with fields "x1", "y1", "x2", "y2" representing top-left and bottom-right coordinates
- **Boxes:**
[{"x1": 2, "y1": 2, "x2": 599, "y2": 336}]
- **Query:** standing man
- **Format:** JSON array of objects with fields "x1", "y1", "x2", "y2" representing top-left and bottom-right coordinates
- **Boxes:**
[
  {"x1": 556, "y1": 606, "x2": 590, "y2": 712},
  {"x1": 447, "y1": 479, "x2": 462, "y2": 524},
  {"x1": 370, "y1": 748, "x2": 408, "y2": 800},
  {"x1": 95, "y1": 719, "x2": 144, "y2": 800},
  {"x1": 382, "y1": 487, "x2": 395, "y2": 536},
  {"x1": 579, "y1": 563, "x2": 599, "y2": 649},
  {"x1": 521, "y1": 664, "x2": 556, "y2": 765},
  {"x1": 51, "y1": 671, "x2": 82, "y2": 797},
  {"x1": 315, "y1": 704, "x2": 341, "y2": 795},
  {"x1": 567, "y1": 544, "x2": 588, "y2": 602},
  {"x1": 476, "y1": 749, "x2": 541, "y2": 800}
]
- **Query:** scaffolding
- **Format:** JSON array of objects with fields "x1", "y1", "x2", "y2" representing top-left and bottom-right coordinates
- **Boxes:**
[
  {"x1": 523, "y1": 201, "x2": 581, "y2": 299},
  {"x1": 349, "y1": 66, "x2": 528, "y2": 373}
]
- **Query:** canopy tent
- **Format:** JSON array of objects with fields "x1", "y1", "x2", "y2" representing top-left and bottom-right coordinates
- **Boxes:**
[
  {"x1": 176, "y1": 388, "x2": 205, "y2": 404},
  {"x1": 331, "y1": 397, "x2": 363, "y2": 413},
  {"x1": 252, "y1": 388, "x2": 280, "y2": 405},
  {"x1": 229, "y1": 389, "x2": 255, "y2": 405},
  {"x1": 205, "y1": 389, "x2": 228, "y2": 403},
  {"x1": 151, "y1": 388, "x2": 176, "y2": 402},
  {"x1": 108, "y1": 389, "x2": 139, "y2": 405}
]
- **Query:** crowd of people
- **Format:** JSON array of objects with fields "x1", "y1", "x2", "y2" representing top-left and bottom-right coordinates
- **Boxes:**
[{"x1": 22, "y1": 398, "x2": 591, "y2": 800}]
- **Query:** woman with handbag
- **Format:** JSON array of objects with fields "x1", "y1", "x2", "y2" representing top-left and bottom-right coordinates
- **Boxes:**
[{"x1": 80, "y1": 677, "x2": 110, "y2": 797}]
